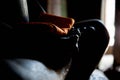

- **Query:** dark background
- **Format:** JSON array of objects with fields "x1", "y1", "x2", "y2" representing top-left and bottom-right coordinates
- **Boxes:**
[
  {"x1": 67, "y1": 0, "x2": 101, "y2": 21},
  {"x1": 38, "y1": 0, "x2": 102, "y2": 22},
  {"x1": 66, "y1": 0, "x2": 102, "y2": 22}
]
